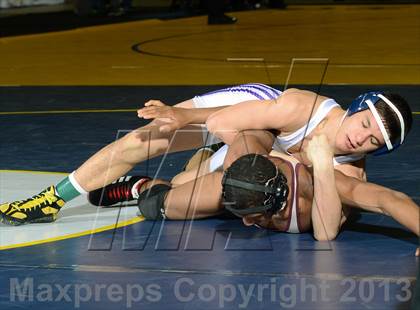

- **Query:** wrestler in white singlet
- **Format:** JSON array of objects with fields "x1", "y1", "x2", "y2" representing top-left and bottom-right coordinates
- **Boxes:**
[{"x1": 193, "y1": 83, "x2": 364, "y2": 170}]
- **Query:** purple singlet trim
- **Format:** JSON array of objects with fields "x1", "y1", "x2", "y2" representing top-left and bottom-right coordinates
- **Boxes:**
[{"x1": 202, "y1": 84, "x2": 280, "y2": 100}]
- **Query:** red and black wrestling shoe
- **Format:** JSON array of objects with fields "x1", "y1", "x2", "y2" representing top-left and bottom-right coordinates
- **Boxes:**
[{"x1": 88, "y1": 176, "x2": 150, "y2": 207}]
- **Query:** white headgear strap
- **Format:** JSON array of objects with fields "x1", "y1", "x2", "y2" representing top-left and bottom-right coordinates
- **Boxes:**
[
  {"x1": 377, "y1": 94, "x2": 405, "y2": 144},
  {"x1": 365, "y1": 99, "x2": 393, "y2": 151}
]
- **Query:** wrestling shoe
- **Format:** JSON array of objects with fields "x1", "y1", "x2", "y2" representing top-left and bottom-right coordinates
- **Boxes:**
[
  {"x1": 88, "y1": 176, "x2": 150, "y2": 207},
  {"x1": 0, "y1": 186, "x2": 65, "y2": 226}
]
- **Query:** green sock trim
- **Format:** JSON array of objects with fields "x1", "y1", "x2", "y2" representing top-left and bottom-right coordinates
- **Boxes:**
[{"x1": 56, "y1": 176, "x2": 81, "y2": 202}]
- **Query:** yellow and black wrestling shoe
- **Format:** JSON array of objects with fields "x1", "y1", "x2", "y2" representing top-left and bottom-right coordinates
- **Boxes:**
[{"x1": 0, "y1": 186, "x2": 65, "y2": 226}]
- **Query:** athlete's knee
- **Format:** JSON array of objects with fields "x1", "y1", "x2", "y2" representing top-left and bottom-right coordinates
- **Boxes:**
[
  {"x1": 138, "y1": 184, "x2": 172, "y2": 220},
  {"x1": 171, "y1": 170, "x2": 193, "y2": 186},
  {"x1": 125, "y1": 128, "x2": 170, "y2": 153}
]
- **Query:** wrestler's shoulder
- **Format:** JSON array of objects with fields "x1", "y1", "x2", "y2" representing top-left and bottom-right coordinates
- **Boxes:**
[
  {"x1": 276, "y1": 88, "x2": 331, "y2": 110},
  {"x1": 281, "y1": 88, "x2": 330, "y2": 100}
]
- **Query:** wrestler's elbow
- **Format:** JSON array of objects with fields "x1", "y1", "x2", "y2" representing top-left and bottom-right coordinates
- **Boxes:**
[
  {"x1": 206, "y1": 115, "x2": 234, "y2": 143},
  {"x1": 206, "y1": 113, "x2": 223, "y2": 134},
  {"x1": 313, "y1": 228, "x2": 339, "y2": 241}
]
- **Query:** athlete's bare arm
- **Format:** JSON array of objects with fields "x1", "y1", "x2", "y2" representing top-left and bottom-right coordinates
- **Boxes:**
[
  {"x1": 206, "y1": 89, "x2": 327, "y2": 145},
  {"x1": 136, "y1": 92, "x2": 368, "y2": 183},
  {"x1": 334, "y1": 159, "x2": 367, "y2": 181},
  {"x1": 306, "y1": 135, "x2": 343, "y2": 241},
  {"x1": 335, "y1": 170, "x2": 420, "y2": 237},
  {"x1": 138, "y1": 100, "x2": 227, "y2": 133}
]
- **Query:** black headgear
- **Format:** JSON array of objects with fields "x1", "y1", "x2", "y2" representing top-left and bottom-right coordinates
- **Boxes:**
[{"x1": 221, "y1": 154, "x2": 289, "y2": 218}]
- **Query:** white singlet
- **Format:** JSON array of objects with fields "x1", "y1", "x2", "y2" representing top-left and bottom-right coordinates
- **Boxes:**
[{"x1": 193, "y1": 84, "x2": 365, "y2": 167}]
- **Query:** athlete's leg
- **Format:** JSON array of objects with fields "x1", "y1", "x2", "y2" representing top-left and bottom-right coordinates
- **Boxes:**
[
  {"x1": 89, "y1": 143, "x2": 222, "y2": 207},
  {"x1": 164, "y1": 171, "x2": 224, "y2": 219},
  {"x1": 0, "y1": 100, "x2": 206, "y2": 225},
  {"x1": 171, "y1": 155, "x2": 213, "y2": 186},
  {"x1": 133, "y1": 172, "x2": 223, "y2": 220},
  {"x1": 182, "y1": 147, "x2": 215, "y2": 172},
  {"x1": 75, "y1": 121, "x2": 205, "y2": 191},
  {"x1": 171, "y1": 142, "x2": 226, "y2": 186},
  {"x1": 74, "y1": 99, "x2": 206, "y2": 192}
]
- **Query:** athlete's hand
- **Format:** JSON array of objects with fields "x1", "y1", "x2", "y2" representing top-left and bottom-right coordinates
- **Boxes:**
[
  {"x1": 137, "y1": 100, "x2": 192, "y2": 133},
  {"x1": 416, "y1": 247, "x2": 419, "y2": 257},
  {"x1": 305, "y1": 134, "x2": 334, "y2": 169}
]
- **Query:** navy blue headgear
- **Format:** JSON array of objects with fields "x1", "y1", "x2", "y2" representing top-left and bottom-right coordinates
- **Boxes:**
[{"x1": 347, "y1": 91, "x2": 406, "y2": 155}]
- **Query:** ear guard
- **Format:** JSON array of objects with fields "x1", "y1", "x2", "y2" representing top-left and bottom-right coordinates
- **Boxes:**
[{"x1": 347, "y1": 91, "x2": 405, "y2": 155}]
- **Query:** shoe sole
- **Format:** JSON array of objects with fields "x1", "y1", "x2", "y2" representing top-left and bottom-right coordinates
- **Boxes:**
[{"x1": 0, "y1": 213, "x2": 57, "y2": 226}]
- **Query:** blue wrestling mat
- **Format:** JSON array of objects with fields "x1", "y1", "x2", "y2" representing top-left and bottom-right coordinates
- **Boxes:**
[{"x1": 0, "y1": 86, "x2": 419, "y2": 309}]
